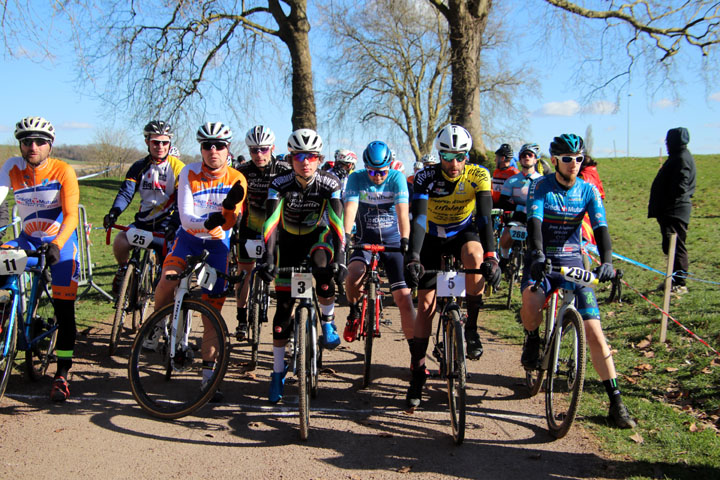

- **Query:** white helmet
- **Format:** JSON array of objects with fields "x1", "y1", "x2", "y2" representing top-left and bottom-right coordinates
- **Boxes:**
[
  {"x1": 15, "y1": 116, "x2": 56, "y2": 142},
  {"x1": 435, "y1": 124, "x2": 472, "y2": 152},
  {"x1": 421, "y1": 153, "x2": 438, "y2": 165},
  {"x1": 287, "y1": 128, "x2": 323, "y2": 153},
  {"x1": 245, "y1": 125, "x2": 275, "y2": 147},
  {"x1": 196, "y1": 122, "x2": 233, "y2": 143},
  {"x1": 413, "y1": 161, "x2": 423, "y2": 173},
  {"x1": 334, "y1": 149, "x2": 357, "y2": 165}
]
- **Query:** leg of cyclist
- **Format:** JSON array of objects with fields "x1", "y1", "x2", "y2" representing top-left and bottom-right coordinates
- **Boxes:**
[
  {"x1": 343, "y1": 257, "x2": 366, "y2": 342},
  {"x1": 520, "y1": 282, "x2": 545, "y2": 369},
  {"x1": 499, "y1": 229, "x2": 513, "y2": 272},
  {"x1": 235, "y1": 260, "x2": 254, "y2": 340},
  {"x1": 407, "y1": 287, "x2": 435, "y2": 407},
  {"x1": 269, "y1": 287, "x2": 294, "y2": 403},
  {"x1": 111, "y1": 231, "x2": 131, "y2": 295},
  {"x1": 382, "y1": 250, "x2": 415, "y2": 340},
  {"x1": 311, "y1": 245, "x2": 340, "y2": 349},
  {"x1": 461, "y1": 238, "x2": 485, "y2": 359}
]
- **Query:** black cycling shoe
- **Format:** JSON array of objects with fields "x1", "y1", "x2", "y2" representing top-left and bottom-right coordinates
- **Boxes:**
[
  {"x1": 406, "y1": 367, "x2": 427, "y2": 408},
  {"x1": 521, "y1": 329, "x2": 540, "y2": 369},
  {"x1": 235, "y1": 323, "x2": 248, "y2": 342},
  {"x1": 465, "y1": 330, "x2": 483, "y2": 360},
  {"x1": 608, "y1": 399, "x2": 637, "y2": 429}
]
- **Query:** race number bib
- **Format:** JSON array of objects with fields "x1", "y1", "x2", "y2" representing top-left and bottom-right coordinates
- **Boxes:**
[
  {"x1": 0, "y1": 249, "x2": 28, "y2": 275},
  {"x1": 437, "y1": 272, "x2": 466, "y2": 298},
  {"x1": 291, "y1": 272, "x2": 313, "y2": 299},
  {"x1": 560, "y1": 266, "x2": 598, "y2": 287},
  {"x1": 509, "y1": 225, "x2": 527, "y2": 241},
  {"x1": 197, "y1": 265, "x2": 218, "y2": 290},
  {"x1": 126, "y1": 227, "x2": 154, "y2": 249},
  {"x1": 245, "y1": 239, "x2": 264, "y2": 259}
]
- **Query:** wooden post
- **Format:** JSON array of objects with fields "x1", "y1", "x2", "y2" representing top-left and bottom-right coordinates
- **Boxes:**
[{"x1": 660, "y1": 233, "x2": 678, "y2": 343}]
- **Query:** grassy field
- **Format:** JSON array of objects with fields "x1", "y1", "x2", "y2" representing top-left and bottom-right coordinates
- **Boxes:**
[{"x1": 484, "y1": 154, "x2": 720, "y2": 479}]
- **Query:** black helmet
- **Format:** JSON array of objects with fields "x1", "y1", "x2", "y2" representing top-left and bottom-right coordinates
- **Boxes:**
[
  {"x1": 143, "y1": 120, "x2": 173, "y2": 138},
  {"x1": 549, "y1": 134, "x2": 585, "y2": 156},
  {"x1": 495, "y1": 143, "x2": 513, "y2": 157}
]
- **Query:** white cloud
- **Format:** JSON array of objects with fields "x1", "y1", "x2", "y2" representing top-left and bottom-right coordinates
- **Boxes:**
[
  {"x1": 0, "y1": 125, "x2": 9, "y2": 132},
  {"x1": 709, "y1": 92, "x2": 720, "y2": 102},
  {"x1": 583, "y1": 100, "x2": 617, "y2": 115},
  {"x1": 59, "y1": 122, "x2": 93, "y2": 130},
  {"x1": 535, "y1": 100, "x2": 580, "y2": 117},
  {"x1": 703, "y1": 122, "x2": 720, "y2": 128},
  {"x1": 654, "y1": 98, "x2": 679, "y2": 109}
]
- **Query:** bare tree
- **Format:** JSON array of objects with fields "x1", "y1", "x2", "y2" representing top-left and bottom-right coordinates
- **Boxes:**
[{"x1": 91, "y1": 128, "x2": 138, "y2": 178}]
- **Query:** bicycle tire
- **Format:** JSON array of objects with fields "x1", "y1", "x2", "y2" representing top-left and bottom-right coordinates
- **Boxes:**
[
  {"x1": 545, "y1": 308, "x2": 586, "y2": 438},
  {"x1": 362, "y1": 280, "x2": 376, "y2": 388},
  {"x1": 309, "y1": 311, "x2": 319, "y2": 399},
  {"x1": 25, "y1": 279, "x2": 57, "y2": 381},
  {"x1": 128, "y1": 298, "x2": 229, "y2": 419},
  {"x1": 297, "y1": 306, "x2": 311, "y2": 440},
  {"x1": 504, "y1": 250, "x2": 517, "y2": 309},
  {"x1": 248, "y1": 275, "x2": 263, "y2": 369},
  {"x1": 0, "y1": 299, "x2": 18, "y2": 399},
  {"x1": 132, "y1": 252, "x2": 155, "y2": 332},
  {"x1": 525, "y1": 298, "x2": 551, "y2": 397},
  {"x1": 109, "y1": 264, "x2": 135, "y2": 355},
  {"x1": 446, "y1": 309, "x2": 467, "y2": 445}
]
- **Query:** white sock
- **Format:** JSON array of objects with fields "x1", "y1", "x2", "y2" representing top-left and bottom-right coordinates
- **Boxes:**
[
  {"x1": 273, "y1": 346, "x2": 286, "y2": 373},
  {"x1": 320, "y1": 302, "x2": 334, "y2": 319}
]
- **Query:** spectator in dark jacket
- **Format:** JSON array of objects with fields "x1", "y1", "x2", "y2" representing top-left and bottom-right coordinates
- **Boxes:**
[{"x1": 648, "y1": 127, "x2": 696, "y2": 293}]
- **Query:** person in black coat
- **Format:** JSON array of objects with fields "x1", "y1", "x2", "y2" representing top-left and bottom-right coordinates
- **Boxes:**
[{"x1": 648, "y1": 127, "x2": 696, "y2": 292}]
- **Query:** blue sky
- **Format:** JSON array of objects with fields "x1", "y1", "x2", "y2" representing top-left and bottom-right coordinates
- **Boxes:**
[{"x1": 2, "y1": 3, "x2": 719, "y2": 167}]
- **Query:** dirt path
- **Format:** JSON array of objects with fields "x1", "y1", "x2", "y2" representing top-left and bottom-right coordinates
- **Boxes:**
[{"x1": 0, "y1": 300, "x2": 628, "y2": 479}]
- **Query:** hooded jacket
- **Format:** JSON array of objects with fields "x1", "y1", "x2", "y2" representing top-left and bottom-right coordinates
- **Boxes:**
[{"x1": 648, "y1": 127, "x2": 696, "y2": 223}]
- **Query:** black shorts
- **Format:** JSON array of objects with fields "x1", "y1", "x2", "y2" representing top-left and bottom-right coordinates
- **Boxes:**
[{"x1": 418, "y1": 228, "x2": 481, "y2": 290}]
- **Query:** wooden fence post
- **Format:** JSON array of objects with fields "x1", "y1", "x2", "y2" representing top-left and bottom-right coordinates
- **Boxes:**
[{"x1": 660, "y1": 233, "x2": 678, "y2": 343}]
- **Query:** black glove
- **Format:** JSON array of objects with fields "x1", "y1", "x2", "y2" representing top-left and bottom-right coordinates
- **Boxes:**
[
  {"x1": 222, "y1": 181, "x2": 246, "y2": 209},
  {"x1": 203, "y1": 212, "x2": 225, "y2": 230},
  {"x1": 529, "y1": 250, "x2": 547, "y2": 282},
  {"x1": 103, "y1": 209, "x2": 119, "y2": 229},
  {"x1": 400, "y1": 237, "x2": 409, "y2": 255},
  {"x1": 163, "y1": 224, "x2": 176, "y2": 244},
  {"x1": 45, "y1": 243, "x2": 61, "y2": 266},
  {"x1": 257, "y1": 263, "x2": 276, "y2": 284},
  {"x1": 405, "y1": 260, "x2": 424, "y2": 289},
  {"x1": 332, "y1": 261, "x2": 348, "y2": 284},
  {"x1": 594, "y1": 262, "x2": 615, "y2": 282},
  {"x1": 480, "y1": 256, "x2": 501, "y2": 290},
  {"x1": 344, "y1": 233, "x2": 353, "y2": 251}
]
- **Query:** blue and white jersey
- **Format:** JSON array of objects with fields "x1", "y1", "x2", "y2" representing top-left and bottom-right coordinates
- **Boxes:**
[
  {"x1": 344, "y1": 169, "x2": 408, "y2": 245},
  {"x1": 500, "y1": 170, "x2": 542, "y2": 214},
  {"x1": 527, "y1": 174, "x2": 607, "y2": 266}
]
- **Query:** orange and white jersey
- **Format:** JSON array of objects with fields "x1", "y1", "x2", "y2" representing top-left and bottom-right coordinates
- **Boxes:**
[
  {"x1": 0, "y1": 156, "x2": 79, "y2": 249},
  {"x1": 177, "y1": 162, "x2": 246, "y2": 241}
]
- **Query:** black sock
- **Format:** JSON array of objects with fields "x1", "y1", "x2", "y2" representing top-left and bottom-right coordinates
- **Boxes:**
[
  {"x1": 56, "y1": 359, "x2": 72, "y2": 379},
  {"x1": 465, "y1": 294, "x2": 483, "y2": 331},
  {"x1": 410, "y1": 337, "x2": 429, "y2": 369},
  {"x1": 236, "y1": 307, "x2": 247, "y2": 325},
  {"x1": 603, "y1": 378, "x2": 622, "y2": 404}
]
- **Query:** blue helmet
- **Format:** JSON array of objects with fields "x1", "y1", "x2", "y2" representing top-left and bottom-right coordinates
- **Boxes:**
[
  {"x1": 549, "y1": 134, "x2": 584, "y2": 156},
  {"x1": 363, "y1": 141, "x2": 392, "y2": 169}
]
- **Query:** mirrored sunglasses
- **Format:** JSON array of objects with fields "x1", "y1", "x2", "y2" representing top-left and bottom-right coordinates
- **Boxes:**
[
  {"x1": 201, "y1": 141, "x2": 228, "y2": 151},
  {"x1": 291, "y1": 152, "x2": 320, "y2": 163},
  {"x1": 249, "y1": 146, "x2": 272, "y2": 154},
  {"x1": 367, "y1": 169, "x2": 389, "y2": 177},
  {"x1": 150, "y1": 139, "x2": 171, "y2": 146},
  {"x1": 439, "y1": 151, "x2": 467, "y2": 162}
]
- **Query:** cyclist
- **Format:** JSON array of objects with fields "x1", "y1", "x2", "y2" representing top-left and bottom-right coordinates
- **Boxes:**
[
  {"x1": 258, "y1": 128, "x2": 346, "y2": 403},
  {"x1": 0, "y1": 116, "x2": 80, "y2": 402},
  {"x1": 421, "y1": 153, "x2": 439, "y2": 169},
  {"x1": 342, "y1": 141, "x2": 414, "y2": 348},
  {"x1": 329, "y1": 149, "x2": 357, "y2": 190},
  {"x1": 520, "y1": 133, "x2": 636, "y2": 429},
  {"x1": 491, "y1": 143, "x2": 519, "y2": 204},
  {"x1": 404, "y1": 124, "x2": 501, "y2": 407},
  {"x1": 103, "y1": 120, "x2": 185, "y2": 294},
  {"x1": 232, "y1": 125, "x2": 290, "y2": 341},
  {"x1": 151, "y1": 122, "x2": 247, "y2": 398},
  {"x1": 496, "y1": 142, "x2": 542, "y2": 270}
]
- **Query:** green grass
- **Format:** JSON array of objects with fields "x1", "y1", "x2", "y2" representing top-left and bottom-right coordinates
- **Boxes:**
[{"x1": 485, "y1": 154, "x2": 720, "y2": 478}]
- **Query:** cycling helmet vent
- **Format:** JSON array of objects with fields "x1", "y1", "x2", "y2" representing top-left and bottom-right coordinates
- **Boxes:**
[
  {"x1": 495, "y1": 143, "x2": 513, "y2": 158},
  {"x1": 143, "y1": 120, "x2": 173, "y2": 138},
  {"x1": 435, "y1": 124, "x2": 472, "y2": 152},
  {"x1": 287, "y1": 128, "x2": 323, "y2": 153},
  {"x1": 196, "y1": 122, "x2": 233, "y2": 143},
  {"x1": 245, "y1": 125, "x2": 275, "y2": 147},
  {"x1": 15, "y1": 116, "x2": 56, "y2": 142},
  {"x1": 549, "y1": 134, "x2": 585, "y2": 156}
]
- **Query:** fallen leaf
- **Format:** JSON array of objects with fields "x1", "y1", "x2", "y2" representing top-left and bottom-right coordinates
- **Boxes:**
[
  {"x1": 643, "y1": 351, "x2": 655, "y2": 358},
  {"x1": 666, "y1": 367, "x2": 679, "y2": 372},
  {"x1": 54, "y1": 428, "x2": 64, "y2": 433},
  {"x1": 622, "y1": 375, "x2": 637, "y2": 384},
  {"x1": 635, "y1": 363, "x2": 653, "y2": 371},
  {"x1": 711, "y1": 358, "x2": 720, "y2": 367},
  {"x1": 397, "y1": 466, "x2": 412, "y2": 473},
  {"x1": 702, "y1": 367, "x2": 712, "y2": 374},
  {"x1": 636, "y1": 339, "x2": 651, "y2": 349},
  {"x1": 689, "y1": 423, "x2": 698, "y2": 432},
  {"x1": 630, "y1": 432, "x2": 644, "y2": 444},
  {"x1": 606, "y1": 311, "x2": 616, "y2": 317}
]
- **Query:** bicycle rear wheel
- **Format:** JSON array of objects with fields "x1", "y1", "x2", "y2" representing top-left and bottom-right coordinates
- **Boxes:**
[
  {"x1": 297, "y1": 306, "x2": 311, "y2": 440},
  {"x1": 0, "y1": 298, "x2": 18, "y2": 399},
  {"x1": 128, "y1": 298, "x2": 229, "y2": 419},
  {"x1": 525, "y1": 301, "x2": 551, "y2": 397},
  {"x1": 25, "y1": 279, "x2": 57, "y2": 381},
  {"x1": 132, "y1": 252, "x2": 155, "y2": 332},
  {"x1": 109, "y1": 264, "x2": 136, "y2": 355},
  {"x1": 445, "y1": 309, "x2": 467, "y2": 445},
  {"x1": 362, "y1": 281, "x2": 376, "y2": 388},
  {"x1": 545, "y1": 308, "x2": 586, "y2": 438}
]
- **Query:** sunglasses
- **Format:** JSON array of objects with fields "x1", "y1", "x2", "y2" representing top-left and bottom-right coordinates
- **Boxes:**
[
  {"x1": 439, "y1": 151, "x2": 467, "y2": 162},
  {"x1": 249, "y1": 146, "x2": 272, "y2": 154},
  {"x1": 520, "y1": 152, "x2": 536, "y2": 158},
  {"x1": 201, "y1": 141, "x2": 228, "y2": 151},
  {"x1": 20, "y1": 138, "x2": 49, "y2": 147},
  {"x1": 556, "y1": 154, "x2": 584, "y2": 164},
  {"x1": 291, "y1": 152, "x2": 320, "y2": 163},
  {"x1": 150, "y1": 139, "x2": 170, "y2": 146},
  {"x1": 367, "y1": 169, "x2": 389, "y2": 177}
]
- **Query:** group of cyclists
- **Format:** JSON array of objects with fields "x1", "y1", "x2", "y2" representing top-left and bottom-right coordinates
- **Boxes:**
[{"x1": 0, "y1": 115, "x2": 635, "y2": 430}]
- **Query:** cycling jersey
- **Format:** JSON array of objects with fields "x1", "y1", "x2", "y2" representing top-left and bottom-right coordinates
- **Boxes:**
[
  {"x1": 500, "y1": 170, "x2": 542, "y2": 215},
  {"x1": 412, "y1": 163, "x2": 492, "y2": 238},
  {"x1": 111, "y1": 155, "x2": 185, "y2": 229},
  {"x1": 344, "y1": 169, "x2": 408, "y2": 245},
  {"x1": 236, "y1": 157, "x2": 291, "y2": 233},
  {"x1": 491, "y1": 166, "x2": 519, "y2": 203},
  {"x1": 176, "y1": 162, "x2": 247, "y2": 242},
  {"x1": 527, "y1": 174, "x2": 607, "y2": 266}
]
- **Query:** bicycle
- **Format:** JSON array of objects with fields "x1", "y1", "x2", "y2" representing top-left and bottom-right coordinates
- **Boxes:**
[
  {"x1": 504, "y1": 222, "x2": 527, "y2": 309},
  {"x1": 105, "y1": 224, "x2": 165, "y2": 355},
  {"x1": 278, "y1": 262, "x2": 323, "y2": 441},
  {"x1": 127, "y1": 250, "x2": 242, "y2": 419},
  {"x1": 245, "y1": 265, "x2": 270, "y2": 369},
  {"x1": 0, "y1": 246, "x2": 57, "y2": 399},
  {"x1": 347, "y1": 244, "x2": 401, "y2": 388},
  {"x1": 524, "y1": 261, "x2": 620, "y2": 438},
  {"x1": 425, "y1": 254, "x2": 483, "y2": 445}
]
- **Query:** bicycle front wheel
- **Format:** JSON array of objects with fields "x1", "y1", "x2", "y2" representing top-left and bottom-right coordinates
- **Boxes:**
[
  {"x1": 505, "y1": 248, "x2": 522, "y2": 309},
  {"x1": 0, "y1": 298, "x2": 18, "y2": 399},
  {"x1": 297, "y1": 306, "x2": 311, "y2": 440},
  {"x1": 128, "y1": 298, "x2": 229, "y2": 419},
  {"x1": 132, "y1": 252, "x2": 155, "y2": 332},
  {"x1": 247, "y1": 275, "x2": 264, "y2": 369},
  {"x1": 109, "y1": 264, "x2": 136, "y2": 355},
  {"x1": 25, "y1": 281, "x2": 57, "y2": 381},
  {"x1": 445, "y1": 309, "x2": 467, "y2": 445},
  {"x1": 545, "y1": 308, "x2": 586, "y2": 438},
  {"x1": 362, "y1": 281, "x2": 376, "y2": 388}
]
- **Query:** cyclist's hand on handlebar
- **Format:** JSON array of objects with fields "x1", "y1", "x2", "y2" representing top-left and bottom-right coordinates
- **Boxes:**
[
  {"x1": 594, "y1": 262, "x2": 615, "y2": 282},
  {"x1": 331, "y1": 261, "x2": 348, "y2": 284},
  {"x1": 480, "y1": 256, "x2": 501, "y2": 290},
  {"x1": 400, "y1": 237, "x2": 409, "y2": 255},
  {"x1": 530, "y1": 250, "x2": 546, "y2": 282},
  {"x1": 103, "y1": 212, "x2": 116, "y2": 230},
  {"x1": 257, "y1": 263, "x2": 276, "y2": 284},
  {"x1": 163, "y1": 224, "x2": 176, "y2": 244},
  {"x1": 404, "y1": 261, "x2": 424, "y2": 289},
  {"x1": 45, "y1": 242, "x2": 61, "y2": 266},
  {"x1": 203, "y1": 212, "x2": 225, "y2": 230}
]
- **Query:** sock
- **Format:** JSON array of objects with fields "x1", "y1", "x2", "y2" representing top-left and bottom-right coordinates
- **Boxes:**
[
  {"x1": 56, "y1": 359, "x2": 72, "y2": 379},
  {"x1": 466, "y1": 294, "x2": 484, "y2": 331},
  {"x1": 202, "y1": 361, "x2": 215, "y2": 384},
  {"x1": 603, "y1": 378, "x2": 622, "y2": 404},
  {"x1": 273, "y1": 346, "x2": 286, "y2": 373},
  {"x1": 236, "y1": 307, "x2": 247, "y2": 325},
  {"x1": 410, "y1": 337, "x2": 429, "y2": 369},
  {"x1": 320, "y1": 302, "x2": 334, "y2": 319}
]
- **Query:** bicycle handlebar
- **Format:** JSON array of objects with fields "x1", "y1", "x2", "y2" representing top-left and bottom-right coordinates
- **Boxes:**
[
  {"x1": 106, "y1": 223, "x2": 168, "y2": 256},
  {"x1": 530, "y1": 260, "x2": 621, "y2": 292},
  {"x1": 350, "y1": 244, "x2": 403, "y2": 254}
]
